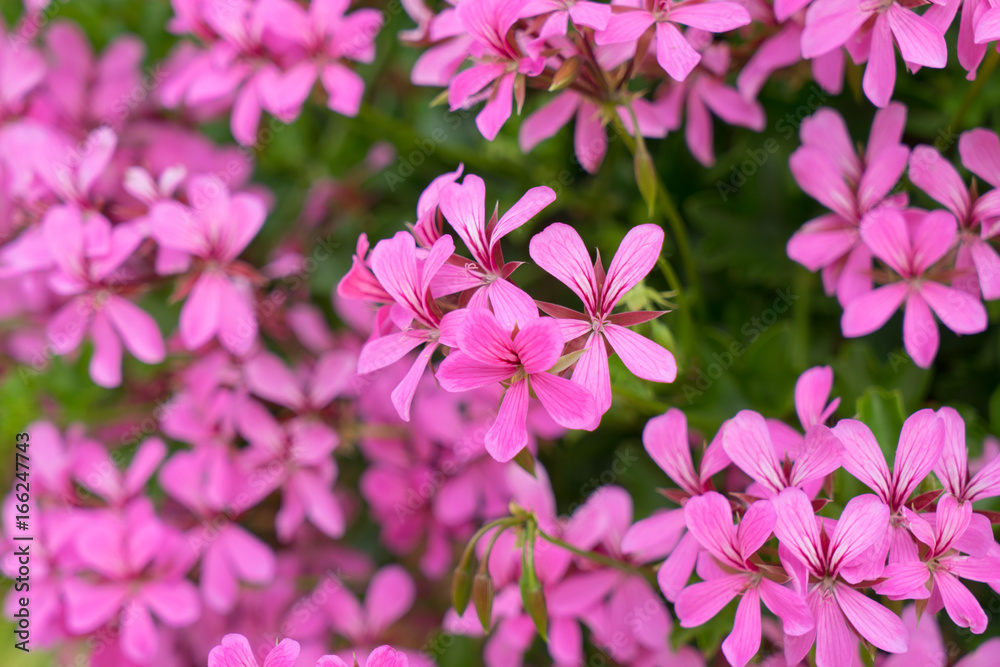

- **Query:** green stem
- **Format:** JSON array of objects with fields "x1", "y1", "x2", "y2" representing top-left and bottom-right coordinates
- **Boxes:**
[
  {"x1": 536, "y1": 528, "x2": 657, "y2": 587},
  {"x1": 611, "y1": 115, "x2": 701, "y2": 304},
  {"x1": 459, "y1": 517, "x2": 522, "y2": 570},
  {"x1": 950, "y1": 49, "x2": 1000, "y2": 132}
]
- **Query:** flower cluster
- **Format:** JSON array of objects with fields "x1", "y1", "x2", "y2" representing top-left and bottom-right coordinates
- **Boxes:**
[
  {"x1": 787, "y1": 104, "x2": 999, "y2": 367},
  {"x1": 161, "y1": 0, "x2": 383, "y2": 145},
  {"x1": 337, "y1": 169, "x2": 677, "y2": 462},
  {"x1": 452, "y1": 366, "x2": 1000, "y2": 667},
  {"x1": 403, "y1": 0, "x2": 1000, "y2": 169}
]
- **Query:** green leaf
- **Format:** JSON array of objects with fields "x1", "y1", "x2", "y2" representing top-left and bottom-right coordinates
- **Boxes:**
[{"x1": 856, "y1": 387, "x2": 906, "y2": 455}]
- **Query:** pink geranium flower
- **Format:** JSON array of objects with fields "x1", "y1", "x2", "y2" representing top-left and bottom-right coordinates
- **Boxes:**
[
  {"x1": 800, "y1": 0, "x2": 946, "y2": 107},
  {"x1": 151, "y1": 175, "x2": 268, "y2": 355},
  {"x1": 436, "y1": 308, "x2": 597, "y2": 462},
  {"x1": 621, "y1": 408, "x2": 730, "y2": 600},
  {"x1": 787, "y1": 104, "x2": 909, "y2": 306},
  {"x1": 841, "y1": 207, "x2": 988, "y2": 368},
  {"x1": 42, "y1": 204, "x2": 164, "y2": 388},
  {"x1": 908, "y1": 139, "x2": 1000, "y2": 300},
  {"x1": 829, "y1": 410, "x2": 944, "y2": 579},
  {"x1": 594, "y1": 0, "x2": 751, "y2": 82},
  {"x1": 209, "y1": 635, "x2": 301, "y2": 667},
  {"x1": 437, "y1": 175, "x2": 554, "y2": 328},
  {"x1": 529, "y1": 222, "x2": 676, "y2": 418},
  {"x1": 356, "y1": 232, "x2": 455, "y2": 421},
  {"x1": 877, "y1": 495, "x2": 1000, "y2": 634},
  {"x1": 446, "y1": 0, "x2": 547, "y2": 140},
  {"x1": 772, "y1": 489, "x2": 908, "y2": 667},
  {"x1": 722, "y1": 410, "x2": 844, "y2": 499},
  {"x1": 676, "y1": 492, "x2": 814, "y2": 667},
  {"x1": 255, "y1": 0, "x2": 383, "y2": 118}
]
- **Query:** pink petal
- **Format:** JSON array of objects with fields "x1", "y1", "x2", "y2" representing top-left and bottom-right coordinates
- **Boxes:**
[
  {"x1": 685, "y1": 87, "x2": 714, "y2": 166},
  {"x1": 801, "y1": 0, "x2": 870, "y2": 58},
  {"x1": 934, "y1": 571, "x2": 987, "y2": 634},
  {"x1": 262, "y1": 638, "x2": 302, "y2": 667},
  {"x1": 493, "y1": 185, "x2": 557, "y2": 242},
  {"x1": 859, "y1": 206, "x2": 912, "y2": 276},
  {"x1": 858, "y1": 145, "x2": 910, "y2": 213},
  {"x1": 142, "y1": 581, "x2": 200, "y2": 627},
  {"x1": 683, "y1": 492, "x2": 743, "y2": 567},
  {"x1": 795, "y1": 365, "x2": 835, "y2": 430},
  {"x1": 518, "y1": 91, "x2": 581, "y2": 152},
  {"x1": 208, "y1": 633, "x2": 259, "y2": 667},
  {"x1": 574, "y1": 101, "x2": 608, "y2": 173},
  {"x1": 722, "y1": 587, "x2": 762, "y2": 667},
  {"x1": 920, "y1": 281, "x2": 987, "y2": 335},
  {"x1": 789, "y1": 147, "x2": 856, "y2": 220},
  {"x1": 392, "y1": 343, "x2": 438, "y2": 421},
  {"x1": 602, "y1": 224, "x2": 665, "y2": 310},
  {"x1": 180, "y1": 271, "x2": 225, "y2": 350},
  {"x1": 90, "y1": 310, "x2": 124, "y2": 388},
  {"x1": 513, "y1": 316, "x2": 563, "y2": 374},
  {"x1": 104, "y1": 296, "x2": 165, "y2": 364},
  {"x1": 643, "y1": 408, "x2": 700, "y2": 494},
  {"x1": 722, "y1": 410, "x2": 786, "y2": 494},
  {"x1": 670, "y1": 3, "x2": 751, "y2": 31},
  {"x1": 787, "y1": 214, "x2": 857, "y2": 272},
  {"x1": 602, "y1": 323, "x2": 677, "y2": 383},
  {"x1": 911, "y1": 210, "x2": 958, "y2": 275},
  {"x1": 458, "y1": 307, "x2": 518, "y2": 365},
  {"x1": 908, "y1": 145, "x2": 970, "y2": 217},
  {"x1": 594, "y1": 9, "x2": 656, "y2": 44},
  {"x1": 959, "y1": 129, "x2": 1000, "y2": 189},
  {"x1": 486, "y1": 380, "x2": 530, "y2": 462},
  {"x1": 530, "y1": 371, "x2": 597, "y2": 430},
  {"x1": 572, "y1": 333, "x2": 611, "y2": 417},
  {"x1": 831, "y1": 419, "x2": 892, "y2": 501},
  {"x1": 675, "y1": 573, "x2": 746, "y2": 627},
  {"x1": 828, "y1": 494, "x2": 889, "y2": 576},
  {"x1": 840, "y1": 283, "x2": 908, "y2": 338},
  {"x1": 789, "y1": 425, "x2": 844, "y2": 488},
  {"x1": 891, "y1": 408, "x2": 944, "y2": 503},
  {"x1": 358, "y1": 331, "x2": 425, "y2": 374},
  {"x1": 655, "y1": 22, "x2": 701, "y2": 82},
  {"x1": 759, "y1": 578, "x2": 814, "y2": 636},
  {"x1": 771, "y1": 488, "x2": 824, "y2": 575},
  {"x1": 886, "y1": 4, "x2": 947, "y2": 68},
  {"x1": 436, "y1": 352, "x2": 514, "y2": 391},
  {"x1": 903, "y1": 291, "x2": 940, "y2": 369},
  {"x1": 475, "y1": 70, "x2": 515, "y2": 141},
  {"x1": 321, "y1": 62, "x2": 366, "y2": 116},
  {"x1": 863, "y1": 13, "x2": 897, "y2": 108},
  {"x1": 487, "y1": 278, "x2": 539, "y2": 330},
  {"x1": 120, "y1": 602, "x2": 159, "y2": 663},
  {"x1": 365, "y1": 566, "x2": 415, "y2": 635},
  {"x1": 528, "y1": 222, "x2": 598, "y2": 312},
  {"x1": 658, "y1": 530, "x2": 700, "y2": 601},
  {"x1": 834, "y1": 583, "x2": 908, "y2": 652},
  {"x1": 366, "y1": 646, "x2": 409, "y2": 667}
]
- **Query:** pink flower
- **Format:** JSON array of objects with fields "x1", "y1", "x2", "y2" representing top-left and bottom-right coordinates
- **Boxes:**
[
  {"x1": 42, "y1": 204, "x2": 165, "y2": 388},
  {"x1": 356, "y1": 232, "x2": 456, "y2": 421},
  {"x1": 656, "y1": 40, "x2": 766, "y2": 167},
  {"x1": 722, "y1": 410, "x2": 844, "y2": 498},
  {"x1": 787, "y1": 104, "x2": 909, "y2": 306},
  {"x1": 933, "y1": 406, "x2": 1000, "y2": 503},
  {"x1": 877, "y1": 496, "x2": 1000, "y2": 633},
  {"x1": 595, "y1": 0, "x2": 751, "y2": 82},
  {"x1": 800, "y1": 0, "x2": 946, "y2": 107},
  {"x1": 255, "y1": 0, "x2": 383, "y2": 118},
  {"x1": 529, "y1": 222, "x2": 676, "y2": 418},
  {"x1": 436, "y1": 308, "x2": 597, "y2": 462},
  {"x1": 446, "y1": 0, "x2": 547, "y2": 139},
  {"x1": 908, "y1": 139, "x2": 1000, "y2": 300},
  {"x1": 151, "y1": 175, "x2": 268, "y2": 355},
  {"x1": 437, "y1": 174, "x2": 554, "y2": 328},
  {"x1": 829, "y1": 410, "x2": 944, "y2": 580},
  {"x1": 621, "y1": 408, "x2": 730, "y2": 600},
  {"x1": 208, "y1": 634, "x2": 300, "y2": 667},
  {"x1": 676, "y1": 493, "x2": 813, "y2": 667},
  {"x1": 841, "y1": 207, "x2": 988, "y2": 368},
  {"x1": 318, "y1": 647, "x2": 411, "y2": 667},
  {"x1": 62, "y1": 500, "x2": 201, "y2": 663},
  {"x1": 772, "y1": 489, "x2": 908, "y2": 667}
]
